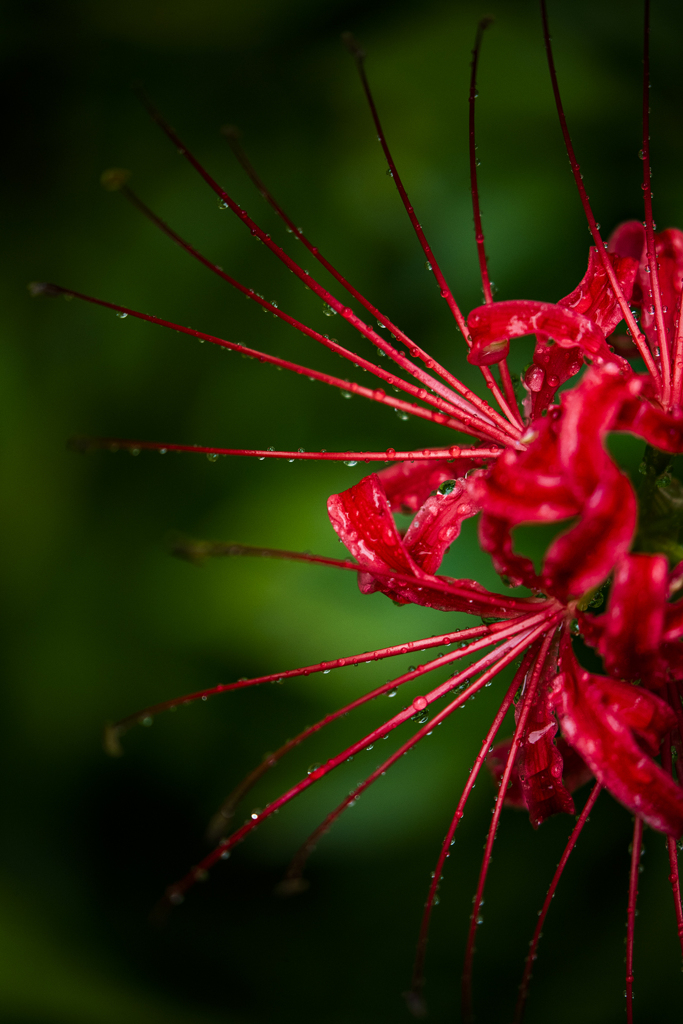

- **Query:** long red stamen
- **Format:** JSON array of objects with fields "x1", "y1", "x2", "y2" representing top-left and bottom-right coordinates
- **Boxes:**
[
  {"x1": 539, "y1": 0, "x2": 661, "y2": 388},
  {"x1": 39, "y1": 282, "x2": 518, "y2": 443},
  {"x1": 220, "y1": 129, "x2": 518, "y2": 433},
  {"x1": 165, "y1": 539, "x2": 550, "y2": 614},
  {"x1": 70, "y1": 437, "x2": 502, "y2": 464},
  {"x1": 467, "y1": 16, "x2": 522, "y2": 429},
  {"x1": 661, "y1": 733, "x2": 683, "y2": 960},
  {"x1": 408, "y1": 645, "x2": 539, "y2": 1015},
  {"x1": 159, "y1": 614, "x2": 560, "y2": 907},
  {"x1": 461, "y1": 627, "x2": 557, "y2": 1024},
  {"x1": 341, "y1": 34, "x2": 522, "y2": 430},
  {"x1": 261, "y1": 621, "x2": 559, "y2": 889},
  {"x1": 206, "y1": 616, "x2": 552, "y2": 842},
  {"x1": 514, "y1": 781, "x2": 602, "y2": 1023},
  {"x1": 671, "y1": 285, "x2": 683, "y2": 408},
  {"x1": 105, "y1": 620, "x2": 503, "y2": 755},
  {"x1": 116, "y1": 185, "x2": 484, "y2": 425},
  {"x1": 625, "y1": 815, "x2": 644, "y2": 1024},
  {"x1": 135, "y1": 90, "x2": 523, "y2": 442},
  {"x1": 640, "y1": 0, "x2": 671, "y2": 405}
]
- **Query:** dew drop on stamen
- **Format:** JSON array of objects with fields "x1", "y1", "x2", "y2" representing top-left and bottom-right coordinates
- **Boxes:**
[
  {"x1": 344, "y1": 460, "x2": 358, "y2": 467},
  {"x1": 207, "y1": 453, "x2": 219, "y2": 462}
]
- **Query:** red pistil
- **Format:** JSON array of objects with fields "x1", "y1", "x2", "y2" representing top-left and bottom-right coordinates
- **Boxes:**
[
  {"x1": 625, "y1": 815, "x2": 644, "y2": 1024},
  {"x1": 341, "y1": 34, "x2": 522, "y2": 430},
  {"x1": 70, "y1": 437, "x2": 502, "y2": 464},
  {"x1": 641, "y1": 0, "x2": 671, "y2": 406},
  {"x1": 540, "y1": 0, "x2": 660, "y2": 387}
]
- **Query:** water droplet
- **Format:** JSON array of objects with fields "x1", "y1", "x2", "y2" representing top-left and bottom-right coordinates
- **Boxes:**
[
  {"x1": 547, "y1": 374, "x2": 559, "y2": 388},
  {"x1": 341, "y1": 390, "x2": 353, "y2": 399},
  {"x1": 425, "y1": 261, "x2": 432, "y2": 271},
  {"x1": 412, "y1": 696, "x2": 428, "y2": 712},
  {"x1": 116, "y1": 311, "x2": 128, "y2": 319},
  {"x1": 322, "y1": 304, "x2": 337, "y2": 317},
  {"x1": 207, "y1": 453, "x2": 219, "y2": 462},
  {"x1": 141, "y1": 715, "x2": 153, "y2": 727},
  {"x1": 307, "y1": 763, "x2": 322, "y2": 775},
  {"x1": 387, "y1": 688, "x2": 397, "y2": 698},
  {"x1": 438, "y1": 479, "x2": 457, "y2": 495},
  {"x1": 524, "y1": 364, "x2": 545, "y2": 392},
  {"x1": 385, "y1": 168, "x2": 394, "y2": 177},
  {"x1": 385, "y1": 447, "x2": 396, "y2": 458},
  {"x1": 251, "y1": 809, "x2": 262, "y2": 819},
  {"x1": 217, "y1": 198, "x2": 229, "y2": 210},
  {"x1": 129, "y1": 447, "x2": 141, "y2": 457},
  {"x1": 344, "y1": 460, "x2": 358, "y2": 467}
]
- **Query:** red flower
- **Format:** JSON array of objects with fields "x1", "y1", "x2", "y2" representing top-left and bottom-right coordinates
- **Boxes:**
[{"x1": 33, "y1": 3, "x2": 683, "y2": 1022}]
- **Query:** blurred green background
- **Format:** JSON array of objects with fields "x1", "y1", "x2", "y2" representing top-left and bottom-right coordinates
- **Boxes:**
[{"x1": 3, "y1": 0, "x2": 683, "y2": 1021}]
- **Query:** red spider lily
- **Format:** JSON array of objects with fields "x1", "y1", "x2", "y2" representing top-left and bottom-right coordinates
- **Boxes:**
[{"x1": 31, "y1": 1, "x2": 683, "y2": 1020}]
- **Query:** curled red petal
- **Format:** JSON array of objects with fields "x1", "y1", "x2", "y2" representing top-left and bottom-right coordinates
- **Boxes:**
[
  {"x1": 328, "y1": 473, "x2": 528, "y2": 616},
  {"x1": 664, "y1": 599, "x2": 683, "y2": 642},
  {"x1": 377, "y1": 456, "x2": 484, "y2": 513},
  {"x1": 597, "y1": 554, "x2": 668, "y2": 681},
  {"x1": 478, "y1": 514, "x2": 542, "y2": 590},
  {"x1": 515, "y1": 652, "x2": 576, "y2": 828},
  {"x1": 614, "y1": 397, "x2": 683, "y2": 453},
  {"x1": 542, "y1": 463, "x2": 637, "y2": 600},
  {"x1": 467, "y1": 300, "x2": 612, "y2": 367},
  {"x1": 402, "y1": 481, "x2": 479, "y2": 575},
  {"x1": 472, "y1": 420, "x2": 579, "y2": 526},
  {"x1": 486, "y1": 735, "x2": 590, "y2": 820},
  {"x1": 327, "y1": 473, "x2": 421, "y2": 582},
  {"x1": 555, "y1": 644, "x2": 683, "y2": 836},
  {"x1": 523, "y1": 338, "x2": 583, "y2": 421},
  {"x1": 608, "y1": 220, "x2": 646, "y2": 263},
  {"x1": 559, "y1": 246, "x2": 638, "y2": 335},
  {"x1": 557, "y1": 362, "x2": 640, "y2": 501}
]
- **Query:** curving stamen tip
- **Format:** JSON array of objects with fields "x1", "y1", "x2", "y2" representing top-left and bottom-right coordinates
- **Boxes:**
[
  {"x1": 219, "y1": 124, "x2": 242, "y2": 142},
  {"x1": 100, "y1": 167, "x2": 131, "y2": 192},
  {"x1": 67, "y1": 435, "x2": 98, "y2": 454},
  {"x1": 103, "y1": 722, "x2": 124, "y2": 757},
  {"x1": 274, "y1": 876, "x2": 310, "y2": 898},
  {"x1": 167, "y1": 532, "x2": 213, "y2": 564},
  {"x1": 28, "y1": 281, "x2": 63, "y2": 298},
  {"x1": 403, "y1": 990, "x2": 428, "y2": 1019},
  {"x1": 341, "y1": 31, "x2": 366, "y2": 63}
]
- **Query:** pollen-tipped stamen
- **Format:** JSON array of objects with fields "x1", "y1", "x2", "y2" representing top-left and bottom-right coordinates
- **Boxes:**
[{"x1": 514, "y1": 781, "x2": 602, "y2": 1023}]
